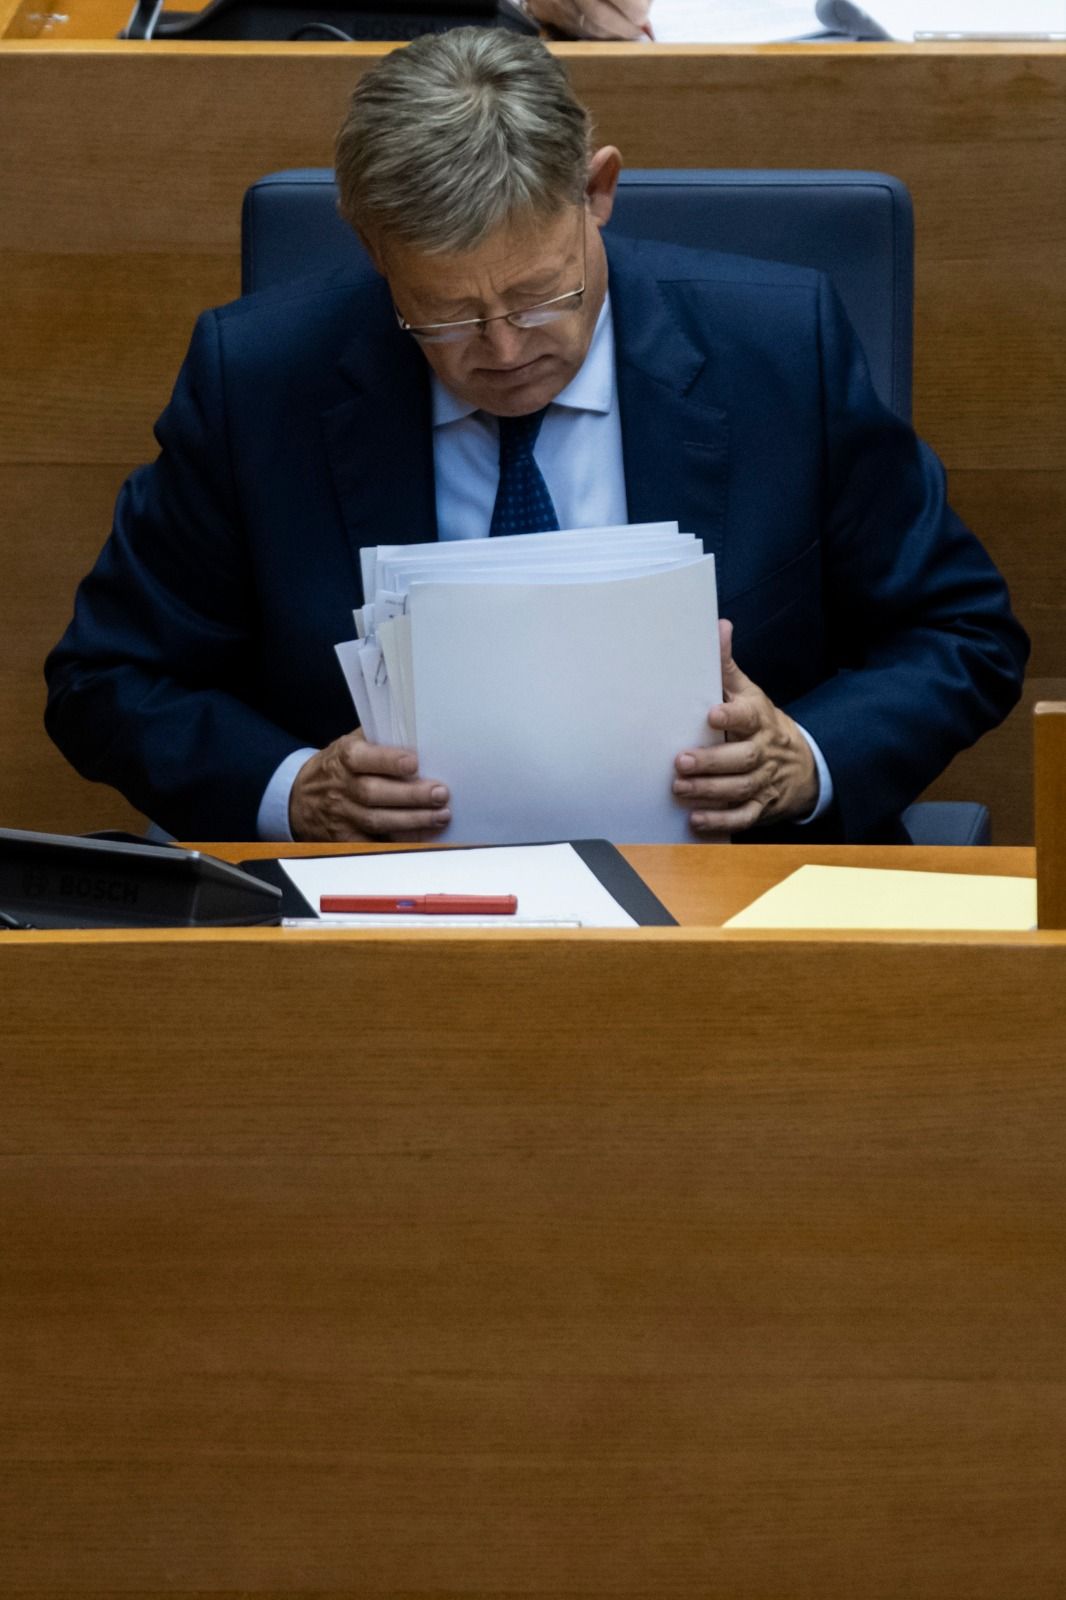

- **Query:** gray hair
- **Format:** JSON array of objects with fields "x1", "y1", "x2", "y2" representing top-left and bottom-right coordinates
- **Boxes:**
[{"x1": 335, "y1": 28, "x2": 592, "y2": 254}]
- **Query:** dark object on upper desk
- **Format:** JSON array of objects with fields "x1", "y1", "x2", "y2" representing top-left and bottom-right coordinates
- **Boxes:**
[
  {"x1": 0, "y1": 827, "x2": 281, "y2": 929},
  {"x1": 121, "y1": 0, "x2": 535, "y2": 42}
]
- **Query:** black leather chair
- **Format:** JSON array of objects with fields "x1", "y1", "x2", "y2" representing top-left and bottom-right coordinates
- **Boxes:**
[{"x1": 240, "y1": 167, "x2": 989, "y2": 845}]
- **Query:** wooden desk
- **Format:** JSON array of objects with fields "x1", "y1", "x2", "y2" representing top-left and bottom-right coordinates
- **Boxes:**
[
  {"x1": 2, "y1": 843, "x2": 1064, "y2": 1596},
  {"x1": 0, "y1": 21, "x2": 1062, "y2": 842}
]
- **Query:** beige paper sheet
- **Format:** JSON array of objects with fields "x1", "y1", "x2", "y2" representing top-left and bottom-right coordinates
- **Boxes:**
[{"x1": 724, "y1": 864, "x2": 1036, "y2": 931}]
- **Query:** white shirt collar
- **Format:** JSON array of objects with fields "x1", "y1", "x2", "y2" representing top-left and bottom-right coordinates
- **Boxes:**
[{"x1": 431, "y1": 291, "x2": 615, "y2": 429}]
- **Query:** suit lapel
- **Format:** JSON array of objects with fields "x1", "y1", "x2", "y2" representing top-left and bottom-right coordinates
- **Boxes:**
[
  {"x1": 607, "y1": 236, "x2": 731, "y2": 565},
  {"x1": 321, "y1": 297, "x2": 437, "y2": 603}
]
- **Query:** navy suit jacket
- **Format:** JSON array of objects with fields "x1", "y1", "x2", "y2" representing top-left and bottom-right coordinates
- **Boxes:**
[{"x1": 45, "y1": 234, "x2": 1028, "y2": 841}]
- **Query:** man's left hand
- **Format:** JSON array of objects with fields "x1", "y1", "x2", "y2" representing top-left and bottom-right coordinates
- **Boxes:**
[{"x1": 673, "y1": 619, "x2": 819, "y2": 835}]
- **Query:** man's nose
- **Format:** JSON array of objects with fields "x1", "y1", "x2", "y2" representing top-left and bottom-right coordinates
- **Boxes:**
[{"x1": 480, "y1": 316, "x2": 526, "y2": 364}]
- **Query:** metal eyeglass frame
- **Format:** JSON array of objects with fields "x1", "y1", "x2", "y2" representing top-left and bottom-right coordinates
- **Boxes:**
[{"x1": 394, "y1": 220, "x2": 587, "y2": 346}]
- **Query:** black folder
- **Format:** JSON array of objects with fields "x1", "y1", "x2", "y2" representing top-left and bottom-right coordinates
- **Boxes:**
[{"x1": 122, "y1": 0, "x2": 535, "y2": 42}]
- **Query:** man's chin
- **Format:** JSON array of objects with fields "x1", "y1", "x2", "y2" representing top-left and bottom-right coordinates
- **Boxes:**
[{"x1": 467, "y1": 358, "x2": 565, "y2": 416}]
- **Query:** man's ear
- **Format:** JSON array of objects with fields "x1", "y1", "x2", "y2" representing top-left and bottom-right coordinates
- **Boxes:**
[
  {"x1": 355, "y1": 224, "x2": 386, "y2": 276},
  {"x1": 586, "y1": 146, "x2": 623, "y2": 228}
]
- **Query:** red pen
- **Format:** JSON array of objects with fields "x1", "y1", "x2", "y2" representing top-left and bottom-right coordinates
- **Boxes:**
[{"x1": 319, "y1": 893, "x2": 518, "y2": 915}]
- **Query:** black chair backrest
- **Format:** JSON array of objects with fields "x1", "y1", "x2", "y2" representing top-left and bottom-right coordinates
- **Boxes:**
[{"x1": 242, "y1": 167, "x2": 914, "y2": 418}]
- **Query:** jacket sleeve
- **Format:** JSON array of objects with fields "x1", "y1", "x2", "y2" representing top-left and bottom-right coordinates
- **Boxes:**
[
  {"x1": 782, "y1": 276, "x2": 1029, "y2": 842},
  {"x1": 44, "y1": 310, "x2": 308, "y2": 840}
]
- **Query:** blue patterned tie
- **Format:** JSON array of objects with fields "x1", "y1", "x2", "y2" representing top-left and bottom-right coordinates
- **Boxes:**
[{"x1": 488, "y1": 406, "x2": 560, "y2": 536}]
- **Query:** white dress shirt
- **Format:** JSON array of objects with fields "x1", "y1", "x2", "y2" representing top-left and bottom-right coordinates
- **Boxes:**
[
  {"x1": 431, "y1": 293, "x2": 627, "y2": 539},
  {"x1": 256, "y1": 294, "x2": 832, "y2": 839}
]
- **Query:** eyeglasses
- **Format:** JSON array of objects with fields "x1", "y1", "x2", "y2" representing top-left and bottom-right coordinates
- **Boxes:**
[{"x1": 395, "y1": 223, "x2": 586, "y2": 346}]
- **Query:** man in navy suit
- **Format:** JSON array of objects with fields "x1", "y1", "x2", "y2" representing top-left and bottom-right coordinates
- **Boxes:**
[{"x1": 45, "y1": 29, "x2": 1027, "y2": 843}]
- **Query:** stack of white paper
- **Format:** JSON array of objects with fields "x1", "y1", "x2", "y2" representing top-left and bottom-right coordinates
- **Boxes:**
[
  {"x1": 335, "y1": 523, "x2": 722, "y2": 845},
  {"x1": 652, "y1": 0, "x2": 824, "y2": 42}
]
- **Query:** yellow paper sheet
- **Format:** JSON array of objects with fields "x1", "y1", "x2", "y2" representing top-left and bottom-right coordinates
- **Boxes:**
[{"x1": 724, "y1": 864, "x2": 1036, "y2": 931}]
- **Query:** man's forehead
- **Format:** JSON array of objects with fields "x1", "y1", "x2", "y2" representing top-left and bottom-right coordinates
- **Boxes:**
[{"x1": 381, "y1": 207, "x2": 579, "y2": 296}]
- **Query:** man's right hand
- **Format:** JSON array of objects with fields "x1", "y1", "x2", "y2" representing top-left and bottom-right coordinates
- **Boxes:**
[{"x1": 289, "y1": 729, "x2": 451, "y2": 842}]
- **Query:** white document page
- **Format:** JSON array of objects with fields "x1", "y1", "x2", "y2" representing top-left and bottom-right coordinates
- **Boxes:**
[
  {"x1": 652, "y1": 0, "x2": 825, "y2": 41},
  {"x1": 279, "y1": 842, "x2": 640, "y2": 928},
  {"x1": 334, "y1": 638, "x2": 376, "y2": 741},
  {"x1": 377, "y1": 615, "x2": 415, "y2": 746},
  {"x1": 411, "y1": 556, "x2": 722, "y2": 846},
  {"x1": 358, "y1": 638, "x2": 394, "y2": 747}
]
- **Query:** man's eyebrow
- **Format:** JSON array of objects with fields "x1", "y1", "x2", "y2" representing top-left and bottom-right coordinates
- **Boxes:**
[{"x1": 426, "y1": 266, "x2": 567, "y2": 317}]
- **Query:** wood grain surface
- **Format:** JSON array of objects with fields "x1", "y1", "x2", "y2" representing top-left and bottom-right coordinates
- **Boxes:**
[
  {"x1": 0, "y1": 39, "x2": 1062, "y2": 842},
  {"x1": 215, "y1": 836, "x2": 1037, "y2": 927},
  {"x1": 1, "y1": 847, "x2": 1065, "y2": 1595}
]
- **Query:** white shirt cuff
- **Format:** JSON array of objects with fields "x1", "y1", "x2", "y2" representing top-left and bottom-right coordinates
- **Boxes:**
[
  {"x1": 793, "y1": 723, "x2": 834, "y2": 825},
  {"x1": 256, "y1": 747, "x2": 318, "y2": 841}
]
